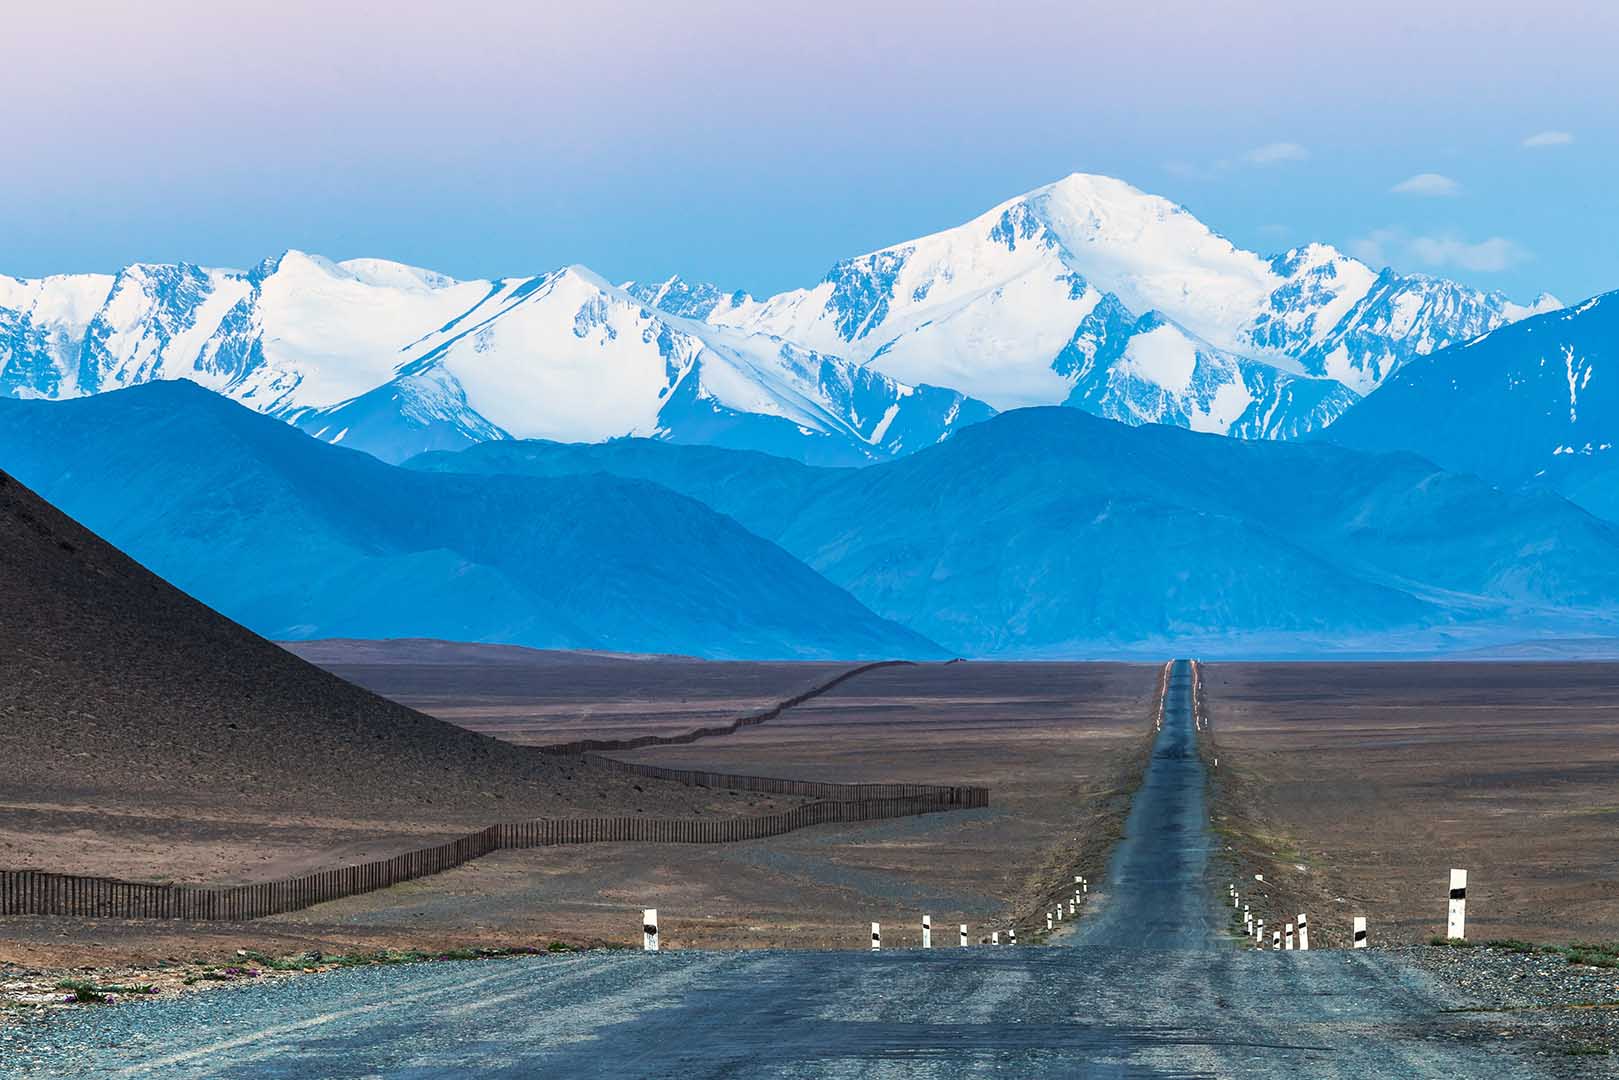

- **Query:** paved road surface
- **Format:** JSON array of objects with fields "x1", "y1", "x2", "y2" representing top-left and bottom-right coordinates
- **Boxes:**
[{"x1": 6, "y1": 662, "x2": 1540, "y2": 1077}]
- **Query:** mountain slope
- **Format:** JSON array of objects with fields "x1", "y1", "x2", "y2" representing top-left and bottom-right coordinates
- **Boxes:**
[
  {"x1": 1323, "y1": 292, "x2": 1619, "y2": 520},
  {"x1": 414, "y1": 408, "x2": 1619, "y2": 657},
  {"x1": 0, "y1": 382, "x2": 941, "y2": 659},
  {"x1": 293, "y1": 265, "x2": 992, "y2": 465}
]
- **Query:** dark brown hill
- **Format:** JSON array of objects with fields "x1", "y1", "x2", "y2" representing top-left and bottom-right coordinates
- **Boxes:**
[{"x1": 0, "y1": 470, "x2": 747, "y2": 881}]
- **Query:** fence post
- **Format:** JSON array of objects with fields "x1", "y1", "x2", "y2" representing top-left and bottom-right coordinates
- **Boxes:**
[
  {"x1": 643, "y1": 908, "x2": 659, "y2": 952},
  {"x1": 1447, "y1": 869, "x2": 1467, "y2": 940}
]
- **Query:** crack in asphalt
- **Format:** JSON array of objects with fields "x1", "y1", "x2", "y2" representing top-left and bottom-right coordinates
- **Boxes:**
[{"x1": 3, "y1": 662, "x2": 1549, "y2": 1078}]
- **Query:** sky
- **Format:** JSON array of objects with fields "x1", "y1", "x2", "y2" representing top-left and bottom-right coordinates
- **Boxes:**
[{"x1": 3, "y1": 0, "x2": 1615, "y2": 304}]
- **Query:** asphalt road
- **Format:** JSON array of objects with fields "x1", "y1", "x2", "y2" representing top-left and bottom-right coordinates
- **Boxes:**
[{"x1": 5, "y1": 662, "x2": 1544, "y2": 1077}]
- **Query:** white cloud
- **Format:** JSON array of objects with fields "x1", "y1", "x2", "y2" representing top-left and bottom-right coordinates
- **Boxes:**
[
  {"x1": 1351, "y1": 227, "x2": 1527, "y2": 273},
  {"x1": 1390, "y1": 172, "x2": 1461, "y2": 197},
  {"x1": 1522, "y1": 130, "x2": 1574, "y2": 148},
  {"x1": 1408, "y1": 235, "x2": 1527, "y2": 272},
  {"x1": 1244, "y1": 142, "x2": 1309, "y2": 166}
]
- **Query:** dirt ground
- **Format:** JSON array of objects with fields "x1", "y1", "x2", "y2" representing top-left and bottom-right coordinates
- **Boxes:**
[
  {"x1": 283, "y1": 639, "x2": 850, "y2": 746},
  {"x1": 1201, "y1": 661, "x2": 1619, "y2": 949},
  {"x1": 3, "y1": 658, "x2": 1159, "y2": 967},
  {"x1": 251, "y1": 661, "x2": 1160, "y2": 951}
]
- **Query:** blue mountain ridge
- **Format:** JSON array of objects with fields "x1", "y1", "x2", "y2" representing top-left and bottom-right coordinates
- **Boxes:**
[
  {"x1": 1320, "y1": 291, "x2": 1619, "y2": 522},
  {"x1": 410, "y1": 408, "x2": 1619, "y2": 658},
  {"x1": 0, "y1": 382, "x2": 943, "y2": 660}
]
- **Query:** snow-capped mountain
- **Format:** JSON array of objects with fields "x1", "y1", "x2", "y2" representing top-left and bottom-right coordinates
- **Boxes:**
[
  {"x1": 0, "y1": 172, "x2": 1559, "y2": 462},
  {"x1": 667, "y1": 173, "x2": 1556, "y2": 432},
  {"x1": 0, "y1": 253, "x2": 989, "y2": 465},
  {"x1": 1324, "y1": 291, "x2": 1619, "y2": 521}
]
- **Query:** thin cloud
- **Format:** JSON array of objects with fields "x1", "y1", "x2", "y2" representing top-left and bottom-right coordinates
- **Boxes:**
[
  {"x1": 1391, "y1": 173, "x2": 1461, "y2": 197},
  {"x1": 1244, "y1": 142, "x2": 1309, "y2": 166},
  {"x1": 1352, "y1": 227, "x2": 1527, "y2": 273},
  {"x1": 1522, "y1": 130, "x2": 1574, "y2": 148},
  {"x1": 1408, "y1": 235, "x2": 1526, "y2": 272}
]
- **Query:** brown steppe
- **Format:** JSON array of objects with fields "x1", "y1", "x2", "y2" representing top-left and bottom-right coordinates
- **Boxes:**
[
  {"x1": 1201, "y1": 661, "x2": 1619, "y2": 949},
  {"x1": 260, "y1": 654, "x2": 1158, "y2": 951}
]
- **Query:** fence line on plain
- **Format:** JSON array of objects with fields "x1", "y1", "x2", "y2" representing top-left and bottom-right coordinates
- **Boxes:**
[
  {"x1": 1, "y1": 789, "x2": 985, "y2": 922},
  {"x1": 536, "y1": 660, "x2": 913, "y2": 756}
]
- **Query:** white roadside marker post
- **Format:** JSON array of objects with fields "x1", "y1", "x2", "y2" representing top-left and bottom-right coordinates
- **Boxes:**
[
  {"x1": 1285, "y1": 923, "x2": 1295, "y2": 951},
  {"x1": 1272, "y1": 929, "x2": 1281, "y2": 950},
  {"x1": 960, "y1": 924, "x2": 968, "y2": 948},
  {"x1": 1297, "y1": 913, "x2": 1309, "y2": 951},
  {"x1": 922, "y1": 915, "x2": 932, "y2": 949},
  {"x1": 871, "y1": 922, "x2": 881, "y2": 951},
  {"x1": 1353, "y1": 916, "x2": 1368, "y2": 949},
  {"x1": 1068, "y1": 898, "x2": 1076, "y2": 916},
  {"x1": 1447, "y1": 869, "x2": 1468, "y2": 940},
  {"x1": 1009, "y1": 927, "x2": 1017, "y2": 946},
  {"x1": 1257, "y1": 920, "x2": 1264, "y2": 946},
  {"x1": 643, "y1": 909, "x2": 659, "y2": 952},
  {"x1": 1047, "y1": 911, "x2": 1054, "y2": 931},
  {"x1": 992, "y1": 930, "x2": 1000, "y2": 945}
]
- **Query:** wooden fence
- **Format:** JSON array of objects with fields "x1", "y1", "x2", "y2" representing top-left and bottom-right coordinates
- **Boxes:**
[
  {"x1": 537, "y1": 660, "x2": 913, "y2": 755},
  {"x1": 1, "y1": 788, "x2": 986, "y2": 922}
]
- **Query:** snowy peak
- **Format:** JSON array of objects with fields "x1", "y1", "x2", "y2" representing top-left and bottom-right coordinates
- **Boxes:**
[{"x1": 689, "y1": 172, "x2": 1555, "y2": 431}]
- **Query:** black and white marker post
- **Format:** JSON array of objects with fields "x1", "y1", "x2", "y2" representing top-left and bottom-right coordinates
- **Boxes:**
[
  {"x1": 1297, "y1": 913, "x2": 1309, "y2": 951},
  {"x1": 871, "y1": 922, "x2": 881, "y2": 951},
  {"x1": 1285, "y1": 923, "x2": 1295, "y2": 950},
  {"x1": 1447, "y1": 869, "x2": 1468, "y2": 940},
  {"x1": 960, "y1": 924, "x2": 968, "y2": 948},
  {"x1": 1354, "y1": 916, "x2": 1368, "y2": 948},
  {"x1": 922, "y1": 914, "x2": 932, "y2": 949},
  {"x1": 643, "y1": 909, "x2": 659, "y2": 953}
]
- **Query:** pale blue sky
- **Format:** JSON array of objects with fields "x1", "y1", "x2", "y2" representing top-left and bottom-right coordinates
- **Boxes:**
[{"x1": 3, "y1": 0, "x2": 1614, "y2": 304}]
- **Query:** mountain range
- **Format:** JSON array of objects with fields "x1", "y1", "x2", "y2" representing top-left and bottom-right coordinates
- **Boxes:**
[
  {"x1": 409, "y1": 409, "x2": 1619, "y2": 657},
  {"x1": 0, "y1": 382, "x2": 938, "y2": 660},
  {"x1": 7, "y1": 380, "x2": 1618, "y2": 659},
  {"x1": 0, "y1": 173, "x2": 1558, "y2": 466}
]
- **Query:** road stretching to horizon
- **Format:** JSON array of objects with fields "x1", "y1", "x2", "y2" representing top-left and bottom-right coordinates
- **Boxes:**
[{"x1": 9, "y1": 663, "x2": 1541, "y2": 1078}]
